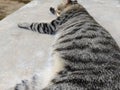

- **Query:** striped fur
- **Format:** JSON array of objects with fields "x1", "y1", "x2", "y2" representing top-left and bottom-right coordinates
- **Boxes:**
[{"x1": 15, "y1": 0, "x2": 120, "y2": 90}]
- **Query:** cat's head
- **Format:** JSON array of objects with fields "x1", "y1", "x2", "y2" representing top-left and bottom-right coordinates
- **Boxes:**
[{"x1": 50, "y1": 0, "x2": 84, "y2": 16}]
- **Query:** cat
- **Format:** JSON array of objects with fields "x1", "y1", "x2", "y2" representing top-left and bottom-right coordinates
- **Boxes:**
[{"x1": 15, "y1": 0, "x2": 120, "y2": 90}]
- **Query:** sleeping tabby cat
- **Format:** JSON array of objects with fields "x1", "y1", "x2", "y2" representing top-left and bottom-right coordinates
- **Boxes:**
[{"x1": 15, "y1": 0, "x2": 120, "y2": 90}]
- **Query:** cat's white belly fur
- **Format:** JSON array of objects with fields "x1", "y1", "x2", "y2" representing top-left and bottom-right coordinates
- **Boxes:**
[{"x1": 39, "y1": 33, "x2": 64, "y2": 89}]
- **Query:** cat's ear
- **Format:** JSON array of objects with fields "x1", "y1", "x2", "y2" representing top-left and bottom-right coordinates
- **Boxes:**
[
  {"x1": 74, "y1": 0, "x2": 78, "y2": 2},
  {"x1": 66, "y1": 0, "x2": 78, "y2": 4},
  {"x1": 66, "y1": 0, "x2": 72, "y2": 4}
]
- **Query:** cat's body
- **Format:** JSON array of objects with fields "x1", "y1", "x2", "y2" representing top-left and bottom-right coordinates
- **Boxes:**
[{"x1": 15, "y1": 0, "x2": 120, "y2": 90}]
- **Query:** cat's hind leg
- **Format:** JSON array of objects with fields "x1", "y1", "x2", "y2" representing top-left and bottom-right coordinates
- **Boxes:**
[
  {"x1": 14, "y1": 75, "x2": 39, "y2": 90},
  {"x1": 15, "y1": 80, "x2": 29, "y2": 90}
]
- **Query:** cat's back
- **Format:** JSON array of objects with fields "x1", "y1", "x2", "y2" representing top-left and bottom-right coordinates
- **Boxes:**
[{"x1": 52, "y1": 8, "x2": 120, "y2": 89}]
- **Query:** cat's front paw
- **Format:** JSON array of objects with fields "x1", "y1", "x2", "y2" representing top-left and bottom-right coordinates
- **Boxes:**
[
  {"x1": 18, "y1": 23, "x2": 31, "y2": 30},
  {"x1": 15, "y1": 80, "x2": 29, "y2": 90}
]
